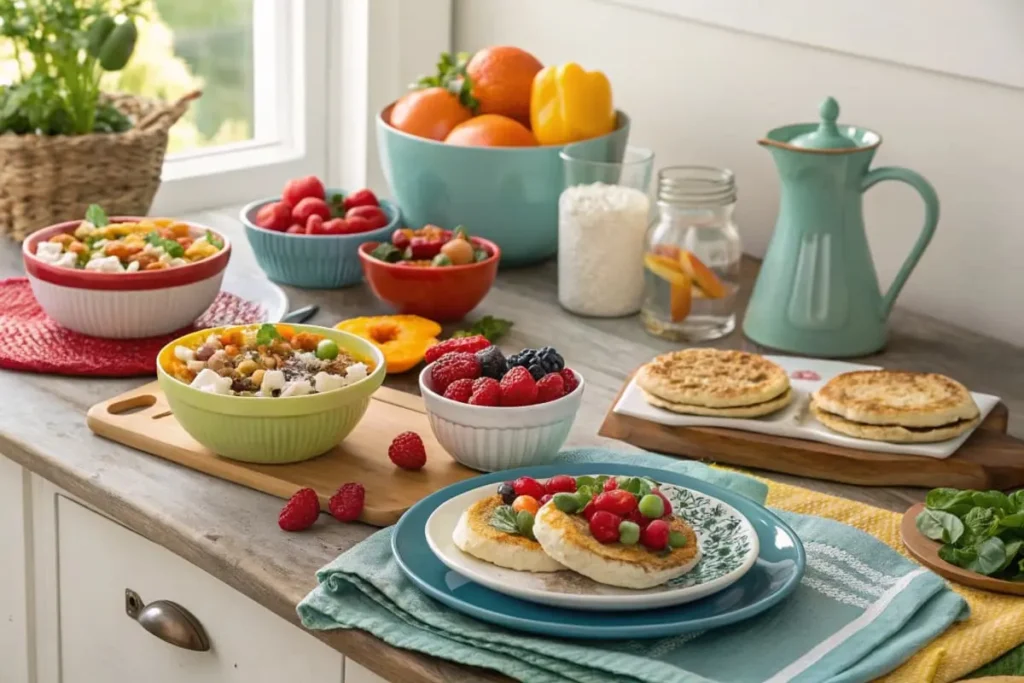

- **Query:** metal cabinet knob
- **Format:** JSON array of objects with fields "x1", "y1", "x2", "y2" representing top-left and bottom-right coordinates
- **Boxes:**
[{"x1": 125, "y1": 588, "x2": 210, "y2": 651}]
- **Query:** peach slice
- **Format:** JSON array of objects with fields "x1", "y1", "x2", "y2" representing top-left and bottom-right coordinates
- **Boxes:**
[
  {"x1": 679, "y1": 250, "x2": 727, "y2": 299},
  {"x1": 645, "y1": 253, "x2": 692, "y2": 322},
  {"x1": 670, "y1": 278, "x2": 692, "y2": 322}
]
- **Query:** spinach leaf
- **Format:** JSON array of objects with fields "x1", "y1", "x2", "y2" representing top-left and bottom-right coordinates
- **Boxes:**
[
  {"x1": 998, "y1": 539, "x2": 1024, "y2": 574},
  {"x1": 85, "y1": 204, "x2": 108, "y2": 228},
  {"x1": 490, "y1": 505, "x2": 519, "y2": 535},
  {"x1": 1010, "y1": 490, "x2": 1024, "y2": 513},
  {"x1": 143, "y1": 232, "x2": 184, "y2": 258},
  {"x1": 963, "y1": 507, "x2": 997, "y2": 541},
  {"x1": 370, "y1": 242, "x2": 402, "y2": 263},
  {"x1": 205, "y1": 231, "x2": 224, "y2": 249},
  {"x1": 926, "y1": 488, "x2": 975, "y2": 517},
  {"x1": 255, "y1": 323, "x2": 281, "y2": 347},
  {"x1": 916, "y1": 509, "x2": 964, "y2": 544},
  {"x1": 999, "y1": 513, "x2": 1024, "y2": 529},
  {"x1": 939, "y1": 544, "x2": 977, "y2": 567},
  {"x1": 972, "y1": 491, "x2": 1014, "y2": 514},
  {"x1": 967, "y1": 536, "x2": 1007, "y2": 576}
]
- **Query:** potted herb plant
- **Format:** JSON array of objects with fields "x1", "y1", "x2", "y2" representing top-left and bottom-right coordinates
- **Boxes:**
[{"x1": 0, "y1": 0, "x2": 198, "y2": 240}]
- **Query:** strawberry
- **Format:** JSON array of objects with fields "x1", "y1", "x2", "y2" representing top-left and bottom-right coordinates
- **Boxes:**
[
  {"x1": 641, "y1": 519, "x2": 670, "y2": 550},
  {"x1": 343, "y1": 188, "x2": 378, "y2": 211},
  {"x1": 424, "y1": 335, "x2": 491, "y2": 364},
  {"x1": 255, "y1": 201, "x2": 292, "y2": 231},
  {"x1": 278, "y1": 488, "x2": 320, "y2": 531},
  {"x1": 443, "y1": 378, "x2": 475, "y2": 403},
  {"x1": 282, "y1": 176, "x2": 326, "y2": 207},
  {"x1": 468, "y1": 377, "x2": 500, "y2": 406},
  {"x1": 345, "y1": 205, "x2": 389, "y2": 230},
  {"x1": 560, "y1": 368, "x2": 579, "y2": 395},
  {"x1": 603, "y1": 477, "x2": 618, "y2": 492},
  {"x1": 329, "y1": 482, "x2": 365, "y2": 521},
  {"x1": 430, "y1": 352, "x2": 481, "y2": 393},
  {"x1": 392, "y1": 229, "x2": 413, "y2": 250},
  {"x1": 293, "y1": 197, "x2": 332, "y2": 224},
  {"x1": 589, "y1": 511, "x2": 622, "y2": 544},
  {"x1": 407, "y1": 236, "x2": 444, "y2": 260},
  {"x1": 321, "y1": 218, "x2": 348, "y2": 234},
  {"x1": 286, "y1": 224, "x2": 304, "y2": 234},
  {"x1": 499, "y1": 366, "x2": 538, "y2": 406},
  {"x1": 305, "y1": 214, "x2": 326, "y2": 235},
  {"x1": 344, "y1": 216, "x2": 373, "y2": 234},
  {"x1": 388, "y1": 432, "x2": 427, "y2": 470},
  {"x1": 536, "y1": 373, "x2": 565, "y2": 403}
]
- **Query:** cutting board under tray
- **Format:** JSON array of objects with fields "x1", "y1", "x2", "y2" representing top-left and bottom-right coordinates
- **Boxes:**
[{"x1": 87, "y1": 382, "x2": 478, "y2": 526}]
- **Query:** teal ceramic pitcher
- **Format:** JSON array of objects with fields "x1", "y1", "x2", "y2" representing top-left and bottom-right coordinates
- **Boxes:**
[{"x1": 743, "y1": 97, "x2": 939, "y2": 357}]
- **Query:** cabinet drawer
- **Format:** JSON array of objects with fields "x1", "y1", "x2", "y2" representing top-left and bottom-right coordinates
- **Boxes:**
[{"x1": 57, "y1": 496, "x2": 342, "y2": 683}]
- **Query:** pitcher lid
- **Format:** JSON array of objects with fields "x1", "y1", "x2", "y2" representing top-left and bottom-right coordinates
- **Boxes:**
[{"x1": 760, "y1": 97, "x2": 881, "y2": 153}]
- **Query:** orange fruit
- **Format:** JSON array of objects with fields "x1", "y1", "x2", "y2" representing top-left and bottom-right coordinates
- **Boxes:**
[
  {"x1": 444, "y1": 114, "x2": 537, "y2": 147},
  {"x1": 466, "y1": 46, "x2": 543, "y2": 126},
  {"x1": 679, "y1": 250, "x2": 727, "y2": 298},
  {"x1": 389, "y1": 87, "x2": 473, "y2": 141}
]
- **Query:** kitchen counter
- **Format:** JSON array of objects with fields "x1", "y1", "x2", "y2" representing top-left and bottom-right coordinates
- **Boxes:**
[{"x1": 2, "y1": 207, "x2": 1022, "y2": 683}]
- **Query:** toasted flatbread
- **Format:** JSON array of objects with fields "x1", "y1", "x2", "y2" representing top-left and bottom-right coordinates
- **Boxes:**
[
  {"x1": 812, "y1": 370, "x2": 979, "y2": 428},
  {"x1": 643, "y1": 388, "x2": 792, "y2": 418},
  {"x1": 637, "y1": 349, "x2": 790, "y2": 408},
  {"x1": 533, "y1": 503, "x2": 701, "y2": 589},
  {"x1": 810, "y1": 400, "x2": 981, "y2": 443},
  {"x1": 453, "y1": 495, "x2": 564, "y2": 572}
]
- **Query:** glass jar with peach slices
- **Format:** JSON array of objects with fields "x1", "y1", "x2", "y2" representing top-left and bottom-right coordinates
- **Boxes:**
[{"x1": 641, "y1": 166, "x2": 742, "y2": 342}]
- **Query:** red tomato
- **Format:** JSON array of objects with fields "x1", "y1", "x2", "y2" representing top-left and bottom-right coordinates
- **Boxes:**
[
  {"x1": 255, "y1": 201, "x2": 293, "y2": 231},
  {"x1": 285, "y1": 224, "x2": 304, "y2": 234},
  {"x1": 321, "y1": 218, "x2": 348, "y2": 234},
  {"x1": 344, "y1": 216, "x2": 373, "y2": 234},
  {"x1": 342, "y1": 188, "x2": 378, "y2": 211},
  {"x1": 392, "y1": 229, "x2": 412, "y2": 250},
  {"x1": 305, "y1": 214, "x2": 326, "y2": 235},
  {"x1": 345, "y1": 205, "x2": 388, "y2": 230},
  {"x1": 282, "y1": 176, "x2": 325, "y2": 206},
  {"x1": 293, "y1": 197, "x2": 331, "y2": 224}
]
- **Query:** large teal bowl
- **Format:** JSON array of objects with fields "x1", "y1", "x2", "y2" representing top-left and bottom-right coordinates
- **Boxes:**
[
  {"x1": 157, "y1": 324, "x2": 386, "y2": 464},
  {"x1": 240, "y1": 192, "x2": 401, "y2": 289},
  {"x1": 376, "y1": 108, "x2": 631, "y2": 266}
]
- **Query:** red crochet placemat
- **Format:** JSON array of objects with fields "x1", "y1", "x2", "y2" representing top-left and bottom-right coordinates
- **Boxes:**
[{"x1": 0, "y1": 278, "x2": 267, "y2": 377}]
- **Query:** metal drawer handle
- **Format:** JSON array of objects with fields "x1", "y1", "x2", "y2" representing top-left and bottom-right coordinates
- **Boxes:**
[{"x1": 125, "y1": 589, "x2": 210, "y2": 651}]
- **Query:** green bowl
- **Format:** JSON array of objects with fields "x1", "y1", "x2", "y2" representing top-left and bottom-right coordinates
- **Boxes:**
[
  {"x1": 157, "y1": 324, "x2": 386, "y2": 464},
  {"x1": 376, "y1": 107, "x2": 631, "y2": 266}
]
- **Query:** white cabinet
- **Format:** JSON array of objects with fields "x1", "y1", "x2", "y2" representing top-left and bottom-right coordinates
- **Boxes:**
[{"x1": 0, "y1": 455, "x2": 395, "y2": 683}]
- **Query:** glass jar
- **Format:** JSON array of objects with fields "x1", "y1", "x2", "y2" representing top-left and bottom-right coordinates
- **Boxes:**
[{"x1": 641, "y1": 166, "x2": 742, "y2": 341}]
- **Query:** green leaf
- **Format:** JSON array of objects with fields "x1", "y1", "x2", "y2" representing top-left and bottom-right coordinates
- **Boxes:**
[
  {"x1": 205, "y1": 231, "x2": 224, "y2": 250},
  {"x1": 370, "y1": 243, "x2": 402, "y2": 263},
  {"x1": 574, "y1": 476, "x2": 597, "y2": 490},
  {"x1": 490, "y1": 505, "x2": 519, "y2": 535},
  {"x1": 964, "y1": 507, "x2": 997, "y2": 541},
  {"x1": 939, "y1": 544, "x2": 976, "y2": 568},
  {"x1": 452, "y1": 225, "x2": 469, "y2": 241},
  {"x1": 998, "y1": 539, "x2": 1024, "y2": 573},
  {"x1": 925, "y1": 488, "x2": 975, "y2": 517},
  {"x1": 255, "y1": 323, "x2": 281, "y2": 347},
  {"x1": 144, "y1": 232, "x2": 184, "y2": 258},
  {"x1": 972, "y1": 491, "x2": 1014, "y2": 513},
  {"x1": 967, "y1": 536, "x2": 1007, "y2": 576},
  {"x1": 451, "y1": 316, "x2": 513, "y2": 343},
  {"x1": 1010, "y1": 490, "x2": 1024, "y2": 513},
  {"x1": 85, "y1": 204, "x2": 108, "y2": 227},
  {"x1": 473, "y1": 248, "x2": 490, "y2": 263},
  {"x1": 916, "y1": 509, "x2": 965, "y2": 544},
  {"x1": 999, "y1": 512, "x2": 1024, "y2": 529}
]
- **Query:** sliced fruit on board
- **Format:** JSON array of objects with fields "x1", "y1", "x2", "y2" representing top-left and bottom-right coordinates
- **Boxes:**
[{"x1": 679, "y1": 250, "x2": 727, "y2": 299}]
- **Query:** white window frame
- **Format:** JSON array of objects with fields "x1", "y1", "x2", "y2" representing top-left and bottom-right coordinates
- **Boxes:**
[
  {"x1": 152, "y1": 0, "x2": 452, "y2": 215},
  {"x1": 602, "y1": 0, "x2": 1024, "y2": 89}
]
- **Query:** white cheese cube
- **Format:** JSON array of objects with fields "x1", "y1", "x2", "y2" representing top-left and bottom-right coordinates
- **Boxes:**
[
  {"x1": 84, "y1": 255, "x2": 124, "y2": 273},
  {"x1": 260, "y1": 370, "x2": 286, "y2": 396},
  {"x1": 174, "y1": 345, "x2": 195, "y2": 362},
  {"x1": 169, "y1": 257, "x2": 188, "y2": 267},
  {"x1": 343, "y1": 363, "x2": 368, "y2": 385},
  {"x1": 313, "y1": 372, "x2": 346, "y2": 393},
  {"x1": 54, "y1": 252, "x2": 79, "y2": 268},
  {"x1": 280, "y1": 380, "x2": 313, "y2": 397},
  {"x1": 35, "y1": 242, "x2": 64, "y2": 262},
  {"x1": 186, "y1": 360, "x2": 206, "y2": 373},
  {"x1": 92, "y1": 238, "x2": 108, "y2": 248},
  {"x1": 189, "y1": 368, "x2": 232, "y2": 395},
  {"x1": 125, "y1": 260, "x2": 140, "y2": 272}
]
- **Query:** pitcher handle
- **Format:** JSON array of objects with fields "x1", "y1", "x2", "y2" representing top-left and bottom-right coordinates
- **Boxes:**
[{"x1": 861, "y1": 167, "x2": 939, "y2": 319}]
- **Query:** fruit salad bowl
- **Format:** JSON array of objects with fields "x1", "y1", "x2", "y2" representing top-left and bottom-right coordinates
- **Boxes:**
[
  {"x1": 240, "y1": 190, "x2": 401, "y2": 289},
  {"x1": 358, "y1": 236, "x2": 500, "y2": 322}
]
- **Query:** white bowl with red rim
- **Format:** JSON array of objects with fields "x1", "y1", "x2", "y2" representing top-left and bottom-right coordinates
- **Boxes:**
[{"x1": 22, "y1": 218, "x2": 232, "y2": 339}]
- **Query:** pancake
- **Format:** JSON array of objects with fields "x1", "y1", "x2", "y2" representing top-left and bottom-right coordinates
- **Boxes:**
[
  {"x1": 533, "y1": 503, "x2": 701, "y2": 589},
  {"x1": 810, "y1": 400, "x2": 981, "y2": 443},
  {"x1": 812, "y1": 370, "x2": 979, "y2": 427},
  {"x1": 637, "y1": 349, "x2": 790, "y2": 408},
  {"x1": 643, "y1": 387, "x2": 792, "y2": 418},
  {"x1": 452, "y1": 495, "x2": 564, "y2": 572}
]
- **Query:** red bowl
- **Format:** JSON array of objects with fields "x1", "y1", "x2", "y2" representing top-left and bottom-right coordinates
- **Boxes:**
[{"x1": 357, "y1": 237, "x2": 500, "y2": 322}]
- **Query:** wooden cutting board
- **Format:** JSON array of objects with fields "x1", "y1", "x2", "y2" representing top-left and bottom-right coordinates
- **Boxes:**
[
  {"x1": 86, "y1": 382, "x2": 479, "y2": 526},
  {"x1": 901, "y1": 503, "x2": 1024, "y2": 596},
  {"x1": 599, "y1": 369, "x2": 1024, "y2": 490}
]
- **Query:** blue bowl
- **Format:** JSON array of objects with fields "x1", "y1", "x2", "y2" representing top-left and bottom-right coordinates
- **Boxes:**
[
  {"x1": 240, "y1": 192, "x2": 401, "y2": 289},
  {"x1": 376, "y1": 108, "x2": 631, "y2": 266}
]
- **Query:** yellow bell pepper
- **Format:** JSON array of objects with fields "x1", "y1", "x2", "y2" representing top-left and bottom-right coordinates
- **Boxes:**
[{"x1": 530, "y1": 62, "x2": 615, "y2": 146}]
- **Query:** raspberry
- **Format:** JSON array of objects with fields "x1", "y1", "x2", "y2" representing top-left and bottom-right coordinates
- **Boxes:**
[
  {"x1": 468, "y1": 377, "x2": 500, "y2": 406},
  {"x1": 625, "y1": 509, "x2": 651, "y2": 529},
  {"x1": 539, "y1": 494, "x2": 553, "y2": 505},
  {"x1": 388, "y1": 431, "x2": 427, "y2": 470},
  {"x1": 641, "y1": 519, "x2": 670, "y2": 550},
  {"x1": 603, "y1": 477, "x2": 618, "y2": 492},
  {"x1": 329, "y1": 482, "x2": 365, "y2": 522},
  {"x1": 536, "y1": 373, "x2": 565, "y2": 403},
  {"x1": 560, "y1": 368, "x2": 580, "y2": 395},
  {"x1": 512, "y1": 476, "x2": 546, "y2": 500},
  {"x1": 499, "y1": 366, "x2": 538, "y2": 406},
  {"x1": 593, "y1": 489, "x2": 638, "y2": 517},
  {"x1": 476, "y1": 345, "x2": 509, "y2": 380},
  {"x1": 544, "y1": 475, "x2": 577, "y2": 495},
  {"x1": 581, "y1": 501, "x2": 598, "y2": 521},
  {"x1": 443, "y1": 378, "x2": 474, "y2": 403},
  {"x1": 652, "y1": 488, "x2": 673, "y2": 517},
  {"x1": 278, "y1": 488, "x2": 320, "y2": 531},
  {"x1": 589, "y1": 510, "x2": 623, "y2": 544},
  {"x1": 430, "y1": 352, "x2": 481, "y2": 393},
  {"x1": 424, "y1": 335, "x2": 492, "y2": 364}
]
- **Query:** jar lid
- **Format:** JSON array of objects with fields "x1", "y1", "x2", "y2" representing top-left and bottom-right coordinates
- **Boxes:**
[{"x1": 788, "y1": 97, "x2": 858, "y2": 150}]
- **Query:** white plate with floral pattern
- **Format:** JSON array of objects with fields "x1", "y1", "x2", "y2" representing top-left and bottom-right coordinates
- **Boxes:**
[{"x1": 425, "y1": 477, "x2": 760, "y2": 611}]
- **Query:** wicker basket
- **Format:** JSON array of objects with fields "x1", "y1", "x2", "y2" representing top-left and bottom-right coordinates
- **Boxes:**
[{"x1": 0, "y1": 90, "x2": 200, "y2": 241}]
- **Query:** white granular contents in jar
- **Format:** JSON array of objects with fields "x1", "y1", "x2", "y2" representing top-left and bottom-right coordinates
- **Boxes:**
[{"x1": 558, "y1": 182, "x2": 650, "y2": 316}]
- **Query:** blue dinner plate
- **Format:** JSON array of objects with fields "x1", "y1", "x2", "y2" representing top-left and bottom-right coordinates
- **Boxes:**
[{"x1": 392, "y1": 463, "x2": 805, "y2": 639}]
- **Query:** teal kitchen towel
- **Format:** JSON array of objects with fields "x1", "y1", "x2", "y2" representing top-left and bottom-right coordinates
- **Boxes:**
[{"x1": 298, "y1": 448, "x2": 967, "y2": 683}]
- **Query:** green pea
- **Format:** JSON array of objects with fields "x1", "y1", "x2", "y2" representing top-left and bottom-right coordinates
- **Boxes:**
[
  {"x1": 638, "y1": 493, "x2": 665, "y2": 519},
  {"x1": 668, "y1": 531, "x2": 687, "y2": 548},
  {"x1": 316, "y1": 338, "x2": 340, "y2": 360},
  {"x1": 516, "y1": 510, "x2": 536, "y2": 540},
  {"x1": 619, "y1": 521, "x2": 640, "y2": 545},
  {"x1": 552, "y1": 492, "x2": 580, "y2": 514}
]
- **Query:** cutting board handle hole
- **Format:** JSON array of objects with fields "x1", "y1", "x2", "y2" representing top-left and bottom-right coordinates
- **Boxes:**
[
  {"x1": 151, "y1": 411, "x2": 173, "y2": 420},
  {"x1": 107, "y1": 395, "x2": 157, "y2": 416}
]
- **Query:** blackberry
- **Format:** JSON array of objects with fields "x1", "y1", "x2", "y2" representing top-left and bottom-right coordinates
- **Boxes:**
[
  {"x1": 497, "y1": 482, "x2": 516, "y2": 505},
  {"x1": 476, "y1": 345, "x2": 508, "y2": 380},
  {"x1": 508, "y1": 347, "x2": 564, "y2": 380}
]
